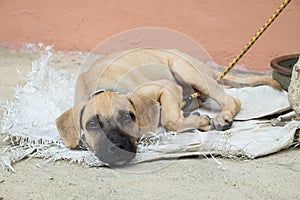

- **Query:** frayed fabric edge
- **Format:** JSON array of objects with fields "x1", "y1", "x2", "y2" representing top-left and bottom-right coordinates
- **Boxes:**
[
  {"x1": 1, "y1": 120, "x2": 299, "y2": 172},
  {"x1": 0, "y1": 133, "x2": 104, "y2": 172}
]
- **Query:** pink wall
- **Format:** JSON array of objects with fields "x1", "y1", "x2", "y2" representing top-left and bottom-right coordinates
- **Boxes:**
[{"x1": 1, "y1": 0, "x2": 299, "y2": 71}]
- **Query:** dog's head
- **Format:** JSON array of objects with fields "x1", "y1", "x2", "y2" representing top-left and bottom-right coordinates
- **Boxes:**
[{"x1": 55, "y1": 92, "x2": 160, "y2": 166}]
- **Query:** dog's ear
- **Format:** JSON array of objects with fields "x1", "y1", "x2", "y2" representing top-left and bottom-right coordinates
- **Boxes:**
[
  {"x1": 129, "y1": 95, "x2": 160, "y2": 134},
  {"x1": 55, "y1": 103, "x2": 86, "y2": 148}
]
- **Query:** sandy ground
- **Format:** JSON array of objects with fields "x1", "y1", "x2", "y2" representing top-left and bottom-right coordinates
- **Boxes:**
[{"x1": 0, "y1": 47, "x2": 299, "y2": 200}]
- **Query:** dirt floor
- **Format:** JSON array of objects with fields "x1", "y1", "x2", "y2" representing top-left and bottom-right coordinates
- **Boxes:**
[{"x1": 0, "y1": 47, "x2": 299, "y2": 200}]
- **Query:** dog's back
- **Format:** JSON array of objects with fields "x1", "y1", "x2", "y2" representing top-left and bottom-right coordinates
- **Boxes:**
[{"x1": 75, "y1": 48, "x2": 281, "y2": 104}]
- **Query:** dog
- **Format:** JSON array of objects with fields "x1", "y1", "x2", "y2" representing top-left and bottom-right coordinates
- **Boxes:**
[{"x1": 56, "y1": 48, "x2": 281, "y2": 166}]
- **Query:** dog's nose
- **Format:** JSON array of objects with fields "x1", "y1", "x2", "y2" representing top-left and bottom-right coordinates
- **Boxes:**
[
  {"x1": 108, "y1": 142, "x2": 125, "y2": 153},
  {"x1": 95, "y1": 130, "x2": 136, "y2": 166}
]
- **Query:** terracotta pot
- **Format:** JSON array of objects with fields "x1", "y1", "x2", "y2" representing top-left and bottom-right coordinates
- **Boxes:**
[{"x1": 270, "y1": 54, "x2": 300, "y2": 91}]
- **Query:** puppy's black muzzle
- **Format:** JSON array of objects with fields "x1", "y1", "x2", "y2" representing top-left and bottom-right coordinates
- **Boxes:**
[{"x1": 95, "y1": 130, "x2": 136, "y2": 166}]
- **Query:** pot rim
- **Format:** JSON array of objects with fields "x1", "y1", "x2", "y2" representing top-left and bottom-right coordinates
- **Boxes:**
[{"x1": 271, "y1": 54, "x2": 300, "y2": 75}]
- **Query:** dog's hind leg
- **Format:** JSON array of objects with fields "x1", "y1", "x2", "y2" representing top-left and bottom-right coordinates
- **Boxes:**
[{"x1": 170, "y1": 59, "x2": 241, "y2": 131}]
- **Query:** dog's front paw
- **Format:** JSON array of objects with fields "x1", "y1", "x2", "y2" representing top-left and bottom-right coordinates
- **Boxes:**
[{"x1": 192, "y1": 112, "x2": 214, "y2": 131}]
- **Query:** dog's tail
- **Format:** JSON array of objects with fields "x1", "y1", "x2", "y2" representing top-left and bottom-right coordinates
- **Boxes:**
[{"x1": 212, "y1": 71, "x2": 282, "y2": 90}]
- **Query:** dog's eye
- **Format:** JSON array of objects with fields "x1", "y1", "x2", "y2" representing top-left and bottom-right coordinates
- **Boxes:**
[
  {"x1": 86, "y1": 116, "x2": 101, "y2": 130},
  {"x1": 86, "y1": 120, "x2": 100, "y2": 130},
  {"x1": 123, "y1": 111, "x2": 136, "y2": 121}
]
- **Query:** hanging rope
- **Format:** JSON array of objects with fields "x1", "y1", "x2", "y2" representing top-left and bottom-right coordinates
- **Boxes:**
[
  {"x1": 217, "y1": 0, "x2": 291, "y2": 81},
  {"x1": 182, "y1": 0, "x2": 291, "y2": 109}
]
